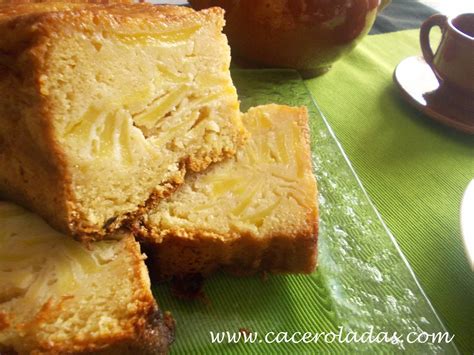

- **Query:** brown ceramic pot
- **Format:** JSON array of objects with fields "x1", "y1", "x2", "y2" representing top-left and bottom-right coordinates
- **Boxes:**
[{"x1": 190, "y1": 0, "x2": 390, "y2": 77}]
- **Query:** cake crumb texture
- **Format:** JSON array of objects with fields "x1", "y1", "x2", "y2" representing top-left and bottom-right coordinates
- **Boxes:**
[
  {"x1": 0, "y1": 2, "x2": 245, "y2": 240},
  {"x1": 141, "y1": 104, "x2": 318, "y2": 279},
  {"x1": 0, "y1": 201, "x2": 174, "y2": 354}
]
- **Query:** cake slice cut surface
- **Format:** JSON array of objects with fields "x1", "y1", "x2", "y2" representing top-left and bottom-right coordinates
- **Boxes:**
[
  {"x1": 0, "y1": 201, "x2": 174, "y2": 354},
  {"x1": 0, "y1": 2, "x2": 245, "y2": 240},
  {"x1": 140, "y1": 104, "x2": 318, "y2": 279}
]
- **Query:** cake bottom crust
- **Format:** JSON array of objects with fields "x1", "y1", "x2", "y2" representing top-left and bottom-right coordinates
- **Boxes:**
[
  {"x1": 69, "y1": 142, "x2": 243, "y2": 242},
  {"x1": 141, "y1": 230, "x2": 318, "y2": 282}
]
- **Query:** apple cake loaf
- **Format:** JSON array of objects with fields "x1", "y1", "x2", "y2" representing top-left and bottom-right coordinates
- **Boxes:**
[
  {"x1": 138, "y1": 104, "x2": 318, "y2": 280},
  {"x1": 0, "y1": 2, "x2": 245, "y2": 240},
  {"x1": 0, "y1": 201, "x2": 174, "y2": 354}
]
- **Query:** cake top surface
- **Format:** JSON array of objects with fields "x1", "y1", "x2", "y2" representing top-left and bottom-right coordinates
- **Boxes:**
[
  {"x1": 0, "y1": 2, "x2": 195, "y2": 19},
  {"x1": 145, "y1": 104, "x2": 318, "y2": 240},
  {"x1": 0, "y1": 2, "x2": 224, "y2": 33},
  {"x1": 0, "y1": 2, "x2": 225, "y2": 69}
]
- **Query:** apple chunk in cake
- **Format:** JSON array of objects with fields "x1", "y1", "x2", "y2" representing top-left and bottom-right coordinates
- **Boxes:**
[
  {"x1": 140, "y1": 104, "x2": 318, "y2": 279},
  {"x1": 0, "y1": 3, "x2": 245, "y2": 240},
  {"x1": 0, "y1": 201, "x2": 174, "y2": 354}
]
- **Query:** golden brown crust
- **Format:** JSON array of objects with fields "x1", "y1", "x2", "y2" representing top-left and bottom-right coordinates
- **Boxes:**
[
  {"x1": 0, "y1": 2, "x2": 220, "y2": 22},
  {"x1": 73, "y1": 140, "x2": 244, "y2": 242},
  {"x1": 0, "y1": 313, "x2": 9, "y2": 332},
  {"x1": 143, "y1": 229, "x2": 318, "y2": 281},
  {"x1": 69, "y1": 166, "x2": 186, "y2": 242},
  {"x1": 0, "y1": 0, "x2": 134, "y2": 4},
  {"x1": 0, "y1": 41, "x2": 73, "y2": 235}
]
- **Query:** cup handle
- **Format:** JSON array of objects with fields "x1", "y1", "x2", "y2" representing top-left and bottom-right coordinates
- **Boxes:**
[
  {"x1": 378, "y1": 0, "x2": 391, "y2": 13},
  {"x1": 420, "y1": 14, "x2": 447, "y2": 65}
]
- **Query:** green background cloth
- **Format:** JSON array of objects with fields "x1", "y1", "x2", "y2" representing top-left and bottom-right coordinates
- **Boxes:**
[{"x1": 306, "y1": 29, "x2": 474, "y2": 353}]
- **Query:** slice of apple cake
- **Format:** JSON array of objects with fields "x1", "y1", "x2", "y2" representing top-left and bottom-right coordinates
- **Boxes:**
[
  {"x1": 0, "y1": 201, "x2": 174, "y2": 354},
  {"x1": 139, "y1": 104, "x2": 318, "y2": 280},
  {"x1": 0, "y1": 2, "x2": 245, "y2": 240}
]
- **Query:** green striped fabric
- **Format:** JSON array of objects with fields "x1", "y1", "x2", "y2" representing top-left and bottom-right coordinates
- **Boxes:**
[{"x1": 306, "y1": 29, "x2": 474, "y2": 354}]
